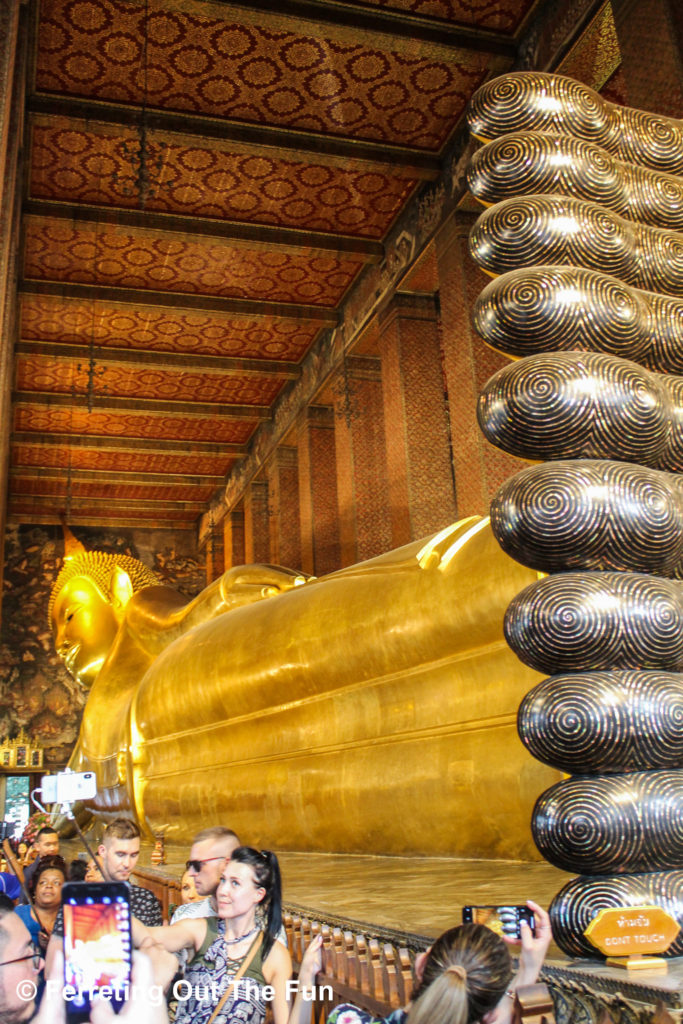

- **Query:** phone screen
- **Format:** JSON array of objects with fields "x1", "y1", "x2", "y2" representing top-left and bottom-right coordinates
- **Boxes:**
[
  {"x1": 462, "y1": 904, "x2": 535, "y2": 939},
  {"x1": 62, "y1": 883, "x2": 132, "y2": 1021}
]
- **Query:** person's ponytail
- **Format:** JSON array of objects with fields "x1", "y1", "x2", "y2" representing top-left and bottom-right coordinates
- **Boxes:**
[
  {"x1": 261, "y1": 850, "x2": 282, "y2": 958},
  {"x1": 407, "y1": 965, "x2": 469, "y2": 1024},
  {"x1": 407, "y1": 924, "x2": 512, "y2": 1024}
]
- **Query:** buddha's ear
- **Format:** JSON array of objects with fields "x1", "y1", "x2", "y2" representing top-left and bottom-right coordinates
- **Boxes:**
[{"x1": 108, "y1": 566, "x2": 134, "y2": 619}]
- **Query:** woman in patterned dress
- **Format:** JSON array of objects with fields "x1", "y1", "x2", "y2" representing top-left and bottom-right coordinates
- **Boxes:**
[
  {"x1": 290, "y1": 901, "x2": 551, "y2": 1024},
  {"x1": 135, "y1": 847, "x2": 291, "y2": 1024}
]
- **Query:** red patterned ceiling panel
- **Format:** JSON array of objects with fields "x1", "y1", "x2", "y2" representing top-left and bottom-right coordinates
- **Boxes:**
[
  {"x1": 30, "y1": 119, "x2": 416, "y2": 238},
  {"x1": 23, "y1": 219, "x2": 363, "y2": 305},
  {"x1": 17, "y1": 353, "x2": 285, "y2": 405},
  {"x1": 20, "y1": 296, "x2": 319, "y2": 360},
  {"x1": 15, "y1": 405, "x2": 256, "y2": 444},
  {"x1": 11, "y1": 444, "x2": 230, "y2": 477},
  {"x1": 8, "y1": 500, "x2": 196, "y2": 523},
  {"x1": 35, "y1": 0, "x2": 488, "y2": 150},
  {"x1": 339, "y1": 0, "x2": 535, "y2": 33},
  {"x1": 11, "y1": 476, "x2": 212, "y2": 502}
]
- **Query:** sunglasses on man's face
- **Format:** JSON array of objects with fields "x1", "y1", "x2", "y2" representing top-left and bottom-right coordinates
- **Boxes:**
[
  {"x1": 0, "y1": 946, "x2": 42, "y2": 970},
  {"x1": 185, "y1": 855, "x2": 226, "y2": 873}
]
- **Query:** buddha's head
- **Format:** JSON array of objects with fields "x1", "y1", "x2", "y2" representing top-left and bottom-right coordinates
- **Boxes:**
[{"x1": 49, "y1": 551, "x2": 159, "y2": 686}]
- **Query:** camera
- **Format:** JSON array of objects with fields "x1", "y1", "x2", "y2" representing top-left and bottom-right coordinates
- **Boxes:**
[
  {"x1": 462, "y1": 904, "x2": 536, "y2": 939},
  {"x1": 62, "y1": 881, "x2": 132, "y2": 1021},
  {"x1": 0, "y1": 822, "x2": 17, "y2": 841},
  {"x1": 40, "y1": 771, "x2": 97, "y2": 805}
]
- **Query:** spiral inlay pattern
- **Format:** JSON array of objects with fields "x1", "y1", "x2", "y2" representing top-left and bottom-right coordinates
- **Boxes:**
[
  {"x1": 473, "y1": 267, "x2": 683, "y2": 372},
  {"x1": 532, "y1": 769, "x2": 683, "y2": 874},
  {"x1": 470, "y1": 195, "x2": 683, "y2": 296},
  {"x1": 467, "y1": 72, "x2": 683, "y2": 175},
  {"x1": 468, "y1": 133, "x2": 683, "y2": 231},
  {"x1": 550, "y1": 871, "x2": 683, "y2": 958},
  {"x1": 491, "y1": 460, "x2": 683, "y2": 577},
  {"x1": 478, "y1": 352, "x2": 683, "y2": 471},
  {"x1": 519, "y1": 671, "x2": 683, "y2": 774},
  {"x1": 504, "y1": 572, "x2": 683, "y2": 675},
  {"x1": 467, "y1": 72, "x2": 683, "y2": 959}
]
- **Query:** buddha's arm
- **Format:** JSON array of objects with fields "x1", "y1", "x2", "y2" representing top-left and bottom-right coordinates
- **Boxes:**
[{"x1": 128, "y1": 565, "x2": 310, "y2": 657}]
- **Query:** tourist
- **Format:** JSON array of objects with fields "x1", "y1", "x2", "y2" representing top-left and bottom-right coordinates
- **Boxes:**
[
  {"x1": 46, "y1": 819, "x2": 162, "y2": 974},
  {"x1": 135, "y1": 847, "x2": 291, "y2": 1024},
  {"x1": 179, "y1": 870, "x2": 201, "y2": 906},
  {"x1": 290, "y1": 901, "x2": 552, "y2": 1024},
  {"x1": 21, "y1": 828, "x2": 59, "y2": 897},
  {"x1": 15, "y1": 856, "x2": 66, "y2": 953},
  {"x1": 170, "y1": 826, "x2": 240, "y2": 924},
  {"x1": 0, "y1": 893, "x2": 42, "y2": 1023}
]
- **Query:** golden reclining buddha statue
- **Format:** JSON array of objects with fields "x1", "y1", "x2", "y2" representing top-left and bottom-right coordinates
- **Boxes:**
[{"x1": 49, "y1": 520, "x2": 558, "y2": 858}]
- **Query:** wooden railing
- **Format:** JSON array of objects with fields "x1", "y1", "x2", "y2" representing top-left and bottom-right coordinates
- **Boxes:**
[{"x1": 283, "y1": 909, "x2": 417, "y2": 1020}]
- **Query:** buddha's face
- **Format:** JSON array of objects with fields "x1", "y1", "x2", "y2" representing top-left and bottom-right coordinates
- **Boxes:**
[{"x1": 51, "y1": 575, "x2": 120, "y2": 686}]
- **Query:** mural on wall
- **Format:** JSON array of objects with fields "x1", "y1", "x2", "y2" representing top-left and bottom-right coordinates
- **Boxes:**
[{"x1": 0, "y1": 524, "x2": 204, "y2": 768}]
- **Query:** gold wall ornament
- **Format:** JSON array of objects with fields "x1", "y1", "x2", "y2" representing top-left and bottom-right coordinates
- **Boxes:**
[
  {"x1": 49, "y1": 519, "x2": 560, "y2": 857},
  {"x1": 0, "y1": 729, "x2": 43, "y2": 771}
]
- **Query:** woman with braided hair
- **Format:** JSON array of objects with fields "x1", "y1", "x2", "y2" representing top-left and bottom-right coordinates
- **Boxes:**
[
  {"x1": 133, "y1": 846, "x2": 291, "y2": 1024},
  {"x1": 290, "y1": 901, "x2": 551, "y2": 1024}
]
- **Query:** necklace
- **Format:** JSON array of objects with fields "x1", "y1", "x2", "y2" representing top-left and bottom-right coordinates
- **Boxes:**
[{"x1": 224, "y1": 924, "x2": 258, "y2": 946}]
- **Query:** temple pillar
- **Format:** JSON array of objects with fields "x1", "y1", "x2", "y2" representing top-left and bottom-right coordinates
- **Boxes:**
[
  {"x1": 223, "y1": 505, "x2": 245, "y2": 569},
  {"x1": 266, "y1": 446, "x2": 301, "y2": 570},
  {"x1": 204, "y1": 521, "x2": 225, "y2": 584},
  {"x1": 297, "y1": 406, "x2": 340, "y2": 576},
  {"x1": 332, "y1": 356, "x2": 391, "y2": 566},
  {"x1": 378, "y1": 294, "x2": 456, "y2": 545},
  {"x1": 611, "y1": 0, "x2": 683, "y2": 118},
  {"x1": 435, "y1": 218, "x2": 520, "y2": 518},
  {"x1": 244, "y1": 479, "x2": 270, "y2": 564}
]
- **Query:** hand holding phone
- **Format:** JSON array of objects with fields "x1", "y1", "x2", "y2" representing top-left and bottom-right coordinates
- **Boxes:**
[{"x1": 62, "y1": 882, "x2": 132, "y2": 1022}]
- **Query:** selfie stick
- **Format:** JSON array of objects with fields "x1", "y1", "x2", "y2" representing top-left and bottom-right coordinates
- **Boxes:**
[{"x1": 30, "y1": 789, "x2": 100, "y2": 868}]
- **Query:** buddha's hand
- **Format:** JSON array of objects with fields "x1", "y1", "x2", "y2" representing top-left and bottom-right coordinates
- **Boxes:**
[{"x1": 220, "y1": 565, "x2": 313, "y2": 606}]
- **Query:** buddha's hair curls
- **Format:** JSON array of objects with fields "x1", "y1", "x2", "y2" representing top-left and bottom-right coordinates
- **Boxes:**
[
  {"x1": 407, "y1": 923, "x2": 513, "y2": 1024},
  {"x1": 48, "y1": 550, "x2": 160, "y2": 622}
]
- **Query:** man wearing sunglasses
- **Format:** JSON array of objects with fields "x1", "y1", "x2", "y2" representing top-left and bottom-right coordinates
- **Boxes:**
[
  {"x1": 170, "y1": 827, "x2": 240, "y2": 925},
  {"x1": 0, "y1": 894, "x2": 42, "y2": 1022}
]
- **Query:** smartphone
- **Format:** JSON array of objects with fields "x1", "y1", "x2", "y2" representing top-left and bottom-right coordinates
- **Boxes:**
[
  {"x1": 462, "y1": 904, "x2": 536, "y2": 939},
  {"x1": 41, "y1": 771, "x2": 97, "y2": 805},
  {"x1": 62, "y1": 882, "x2": 132, "y2": 1021}
]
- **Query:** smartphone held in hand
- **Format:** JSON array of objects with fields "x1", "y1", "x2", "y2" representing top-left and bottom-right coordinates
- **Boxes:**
[
  {"x1": 62, "y1": 881, "x2": 132, "y2": 1021},
  {"x1": 462, "y1": 904, "x2": 536, "y2": 939}
]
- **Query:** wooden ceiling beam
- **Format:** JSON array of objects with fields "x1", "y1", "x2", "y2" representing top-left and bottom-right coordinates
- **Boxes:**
[
  {"x1": 19, "y1": 280, "x2": 339, "y2": 324},
  {"x1": 10, "y1": 492, "x2": 205, "y2": 511},
  {"x1": 10, "y1": 467, "x2": 224, "y2": 486},
  {"x1": 16, "y1": 341, "x2": 301, "y2": 380},
  {"x1": 6, "y1": 511, "x2": 197, "y2": 529},
  {"x1": 13, "y1": 391, "x2": 271, "y2": 419},
  {"x1": 217, "y1": 0, "x2": 518, "y2": 54},
  {"x1": 27, "y1": 95, "x2": 442, "y2": 175},
  {"x1": 11, "y1": 432, "x2": 246, "y2": 455},
  {"x1": 23, "y1": 200, "x2": 385, "y2": 260}
]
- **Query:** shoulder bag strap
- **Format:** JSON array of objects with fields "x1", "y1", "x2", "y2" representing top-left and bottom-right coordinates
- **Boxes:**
[{"x1": 206, "y1": 930, "x2": 264, "y2": 1024}]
